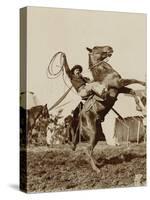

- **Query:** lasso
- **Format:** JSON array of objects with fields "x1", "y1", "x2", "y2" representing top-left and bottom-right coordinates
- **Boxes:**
[
  {"x1": 47, "y1": 52, "x2": 73, "y2": 111},
  {"x1": 47, "y1": 51, "x2": 65, "y2": 79},
  {"x1": 47, "y1": 51, "x2": 72, "y2": 89}
]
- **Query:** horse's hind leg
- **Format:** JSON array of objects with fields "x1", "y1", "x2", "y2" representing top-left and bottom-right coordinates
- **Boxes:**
[
  {"x1": 85, "y1": 116, "x2": 101, "y2": 173},
  {"x1": 86, "y1": 142, "x2": 100, "y2": 173},
  {"x1": 92, "y1": 121, "x2": 106, "y2": 167},
  {"x1": 71, "y1": 126, "x2": 79, "y2": 151},
  {"x1": 119, "y1": 78, "x2": 146, "y2": 87}
]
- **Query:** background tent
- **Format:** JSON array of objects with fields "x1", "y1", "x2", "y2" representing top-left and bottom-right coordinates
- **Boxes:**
[{"x1": 102, "y1": 89, "x2": 146, "y2": 145}]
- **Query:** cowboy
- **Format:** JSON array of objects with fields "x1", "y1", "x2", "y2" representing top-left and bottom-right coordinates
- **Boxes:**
[{"x1": 62, "y1": 54, "x2": 107, "y2": 100}]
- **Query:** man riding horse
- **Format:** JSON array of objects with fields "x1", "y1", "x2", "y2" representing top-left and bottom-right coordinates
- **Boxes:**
[
  {"x1": 62, "y1": 54, "x2": 110, "y2": 150},
  {"x1": 62, "y1": 55, "x2": 107, "y2": 101},
  {"x1": 62, "y1": 46, "x2": 145, "y2": 173},
  {"x1": 63, "y1": 46, "x2": 145, "y2": 111}
]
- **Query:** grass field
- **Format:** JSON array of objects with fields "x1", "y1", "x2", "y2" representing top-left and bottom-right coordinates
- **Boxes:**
[{"x1": 23, "y1": 142, "x2": 146, "y2": 193}]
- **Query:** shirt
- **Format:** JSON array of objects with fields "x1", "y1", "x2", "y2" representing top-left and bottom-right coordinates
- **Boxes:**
[{"x1": 63, "y1": 61, "x2": 90, "y2": 91}]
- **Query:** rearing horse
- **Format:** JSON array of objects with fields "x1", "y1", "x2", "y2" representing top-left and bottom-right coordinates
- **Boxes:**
[{"x1": 73, "y1": 46, "x2": 145, "y2": 173}]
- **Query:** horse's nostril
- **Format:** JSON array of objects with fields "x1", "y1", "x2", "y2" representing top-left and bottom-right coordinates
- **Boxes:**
[{"x1": 109, "y1": 47, "x2": 113, "y2": 52}]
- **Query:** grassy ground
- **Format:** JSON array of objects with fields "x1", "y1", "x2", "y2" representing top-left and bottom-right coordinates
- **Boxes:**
[{"x1": 23, "y1": 142, "x2": 146, "y2": 193}]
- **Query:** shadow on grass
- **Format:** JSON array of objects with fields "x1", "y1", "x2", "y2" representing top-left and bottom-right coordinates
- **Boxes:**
[{"x1": 97, "y1": 153, "x2": 146, "y2": 166}]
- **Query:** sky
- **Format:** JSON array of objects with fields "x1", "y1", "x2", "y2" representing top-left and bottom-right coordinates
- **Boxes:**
[{"x1": 22, "y1": 7, "x2": 146, "y2": 133}]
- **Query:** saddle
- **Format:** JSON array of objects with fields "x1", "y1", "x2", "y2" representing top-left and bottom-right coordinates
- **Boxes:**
[
  {"x1": 71, "y1": 95, "x2": 102, "y2": 119},
  {"x1": 72, "y1": 92, "x2": 117, "y2": 122},
  {"x1": 82, "y1": 94, "x2": 105, "y2": 112},
  {"x1": 82, "y1": 95, "x2": 95, "y2": 112}
]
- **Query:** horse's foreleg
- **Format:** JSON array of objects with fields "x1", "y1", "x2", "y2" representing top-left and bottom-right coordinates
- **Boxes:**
[
  {"x1": 119, "y1": 87, "x2": 143, "y2": 111},
  {"x1": 119, "y1": 79, "x2": 145, "y2": 87},
  {"x1": 130, "y1": 90, "x2": 143, "y2": 111}
]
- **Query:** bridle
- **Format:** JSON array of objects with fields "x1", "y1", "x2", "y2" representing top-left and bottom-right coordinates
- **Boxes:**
[
  {"x1": 88, "y1": 51, "x2": 104, "y2": 71},
  {"x1": 89, "y1": 60, "x2": 103, "y2": 70},
  {"x1": 89, "y1": 51, "x2": 112, "y2": 70}
]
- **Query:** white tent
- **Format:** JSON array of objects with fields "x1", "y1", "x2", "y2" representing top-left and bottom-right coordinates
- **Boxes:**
[{"x1": 102, "y1": 92, "x2": 146, "y2": 145}]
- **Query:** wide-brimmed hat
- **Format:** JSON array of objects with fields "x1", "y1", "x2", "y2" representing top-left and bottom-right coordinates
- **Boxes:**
[{"x1": 71, "y1": 65, "x2": 83, "y2": 73}]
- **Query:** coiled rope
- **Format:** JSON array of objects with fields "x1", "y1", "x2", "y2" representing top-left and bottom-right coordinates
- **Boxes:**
[
  {"x1": 47, "y1": 51, "x2": 74, "y2": 91},
  {"x1": 47, "y1": 52, "x2": 73, "y2": 111},
  {"x1": 47, "y1": 52, "x2": 65, "y2": 79}
]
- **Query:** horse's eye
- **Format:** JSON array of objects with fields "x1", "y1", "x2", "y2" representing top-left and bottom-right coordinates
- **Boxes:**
[{"x1": 102, "y1": 52, "x2": 107, "y2": 57}]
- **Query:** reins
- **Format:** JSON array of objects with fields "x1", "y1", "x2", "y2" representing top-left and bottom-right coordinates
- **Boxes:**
[{"x1": 89, "y1": 60, "x2": 103, "y2": 70}]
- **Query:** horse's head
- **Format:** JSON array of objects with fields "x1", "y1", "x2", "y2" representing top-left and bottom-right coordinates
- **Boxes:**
[{"x1": 87, "y1": 46, "x2": 113, "y2": 63}]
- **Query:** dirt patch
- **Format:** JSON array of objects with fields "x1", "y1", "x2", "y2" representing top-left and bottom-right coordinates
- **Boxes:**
[{"x1": 24, "y1": 142, "x2": 146, "y2": 193}]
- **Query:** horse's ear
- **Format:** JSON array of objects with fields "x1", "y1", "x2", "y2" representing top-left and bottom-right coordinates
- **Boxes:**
[{"x1": 86, "y1": 47, "x2": 92, "y2": 53}]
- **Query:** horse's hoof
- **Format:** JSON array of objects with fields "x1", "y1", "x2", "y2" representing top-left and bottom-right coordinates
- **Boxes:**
[
  {"x1": 136, "y1": 106, "x2": 142, "y2": 112},
  {"x1": 71, "y1": 144, "x2": 76, "y2": 151},
  {"x1": 115, "y1": 142, "x2": 120, "y2": 146},
  {"x1": 96, "y1": 159, "x2": 105, "y2": 167}
]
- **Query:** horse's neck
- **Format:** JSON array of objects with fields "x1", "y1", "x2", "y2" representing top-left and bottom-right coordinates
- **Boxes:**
[
  {"x1": 88, "y1": 54, "x2": 99, "y2": 67},
  {"x1": 89, "y1": 54, "x2": 115, "y2": 83},
  {"x1": 88, "y1": 54, "x2": 103, "y2": 82}
]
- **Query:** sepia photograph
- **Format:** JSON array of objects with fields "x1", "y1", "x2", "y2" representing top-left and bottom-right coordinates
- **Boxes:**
[{"x1": 20, "y1": 7, "x2": 146, "y2": 193}]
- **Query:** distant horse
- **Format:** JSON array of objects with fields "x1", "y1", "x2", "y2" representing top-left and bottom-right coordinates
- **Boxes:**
[
  {"x1": 71, "y1": 46, "x2": 146, "y2": 173},
  {"x1": 20, "y1": 104, "x2": 49, "y2": 144},
  {"x1": 27, "y1": 104, "x2": 49, "y2": 133}
]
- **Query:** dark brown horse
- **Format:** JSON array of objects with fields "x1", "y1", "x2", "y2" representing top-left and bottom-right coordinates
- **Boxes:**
[
  {"x1": 20, "y1": 104, "x2": 49, "y2": 144},
  {"x1": 72, "y1": 46, "x2": 146, "y2": 173},
  {"x1": 27, "y1": 104, "x2": 49, "y2": 133}
]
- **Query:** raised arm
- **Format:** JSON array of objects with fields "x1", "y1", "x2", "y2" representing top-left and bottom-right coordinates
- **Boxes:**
[{"x1": 62, "y1": 54, "x2": 71, "y2": 78}]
